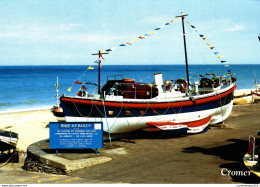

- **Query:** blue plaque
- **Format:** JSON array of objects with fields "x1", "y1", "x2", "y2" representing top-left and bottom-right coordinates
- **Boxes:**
[{"x1": 49, "y1": 122, "x2": 103, "y2": 151}]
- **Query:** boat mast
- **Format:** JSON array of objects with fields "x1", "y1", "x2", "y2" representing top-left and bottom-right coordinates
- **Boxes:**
[
  {"x1": 176, "y1": 12, "x2": 190, "y2": 95},
  {"x1": 92, "y1": 50, "x2": 109, "y2": 95}
]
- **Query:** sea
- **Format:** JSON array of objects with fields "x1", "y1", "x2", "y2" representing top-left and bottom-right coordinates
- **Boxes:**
[{"x1": 0, "y1": 64, "x2": 259, "y2": 114}]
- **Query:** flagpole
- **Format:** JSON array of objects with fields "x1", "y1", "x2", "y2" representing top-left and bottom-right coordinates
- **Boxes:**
[{"x1": 176, "y1": 12, "x2": 190, "y2": 95}]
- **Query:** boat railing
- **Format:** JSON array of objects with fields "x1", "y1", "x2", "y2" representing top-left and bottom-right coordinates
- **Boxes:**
[
  {"x1": 107, "y1": 75, "x2": 124, "y2": 81},
  {"x1": 75, "y1": 75, "x2": 235, "y2": 100}
]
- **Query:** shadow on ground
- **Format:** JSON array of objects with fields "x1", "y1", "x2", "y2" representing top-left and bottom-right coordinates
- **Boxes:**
[{"x1": 182, "y1": 138, "x2": 260, "y2": 183}]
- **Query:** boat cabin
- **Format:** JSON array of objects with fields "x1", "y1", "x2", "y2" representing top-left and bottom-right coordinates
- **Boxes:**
[{"x1": 101, "y1": 75, "x2": 159, "y2": 99}]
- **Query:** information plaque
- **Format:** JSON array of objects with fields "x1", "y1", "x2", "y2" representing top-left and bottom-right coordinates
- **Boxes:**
[{"x1": 49, "y1": 122, "x2": 103, "y2": 154}]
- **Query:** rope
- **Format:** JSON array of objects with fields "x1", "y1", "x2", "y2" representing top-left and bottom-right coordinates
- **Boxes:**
[
  {"x1": 72, "y1": 98, "x2": 94, "y2": 117},
  {"x1": 0, "y1": 156, "x2": 12, "y2": 168},
  {"x1": 122, "y1": 102, "x2": 150, "y2": 118},
  {"x1": 150, "y1": 102, "x2": 171, "y2": 116}
]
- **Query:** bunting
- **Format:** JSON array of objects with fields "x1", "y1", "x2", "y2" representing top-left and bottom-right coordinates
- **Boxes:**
[
  {"x1": 186, "y1": 19, "x2": 227, "y2": 64},
  {"x1": 68, "y1": 17, "x2": 180, "y2": 92},
  {"x1": 102, "y1": 17, "x2": 178, "y2": 54},
  {"x1": 87, "y1": 66, "x2": 94, "y2": 70}
]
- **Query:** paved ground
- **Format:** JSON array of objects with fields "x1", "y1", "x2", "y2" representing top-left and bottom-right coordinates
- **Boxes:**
[
  {"x1": 68, "y1": 104, "x2": 260, "y2": 184},
  {"x1": 1, "y1": 104, "x2": 260, "y2": 184},
  {"x1": 0, "y1": 155, "x2": 115, "y2": 184}
]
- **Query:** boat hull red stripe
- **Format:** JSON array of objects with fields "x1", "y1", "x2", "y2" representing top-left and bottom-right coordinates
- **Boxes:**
[
  {"x1": 146, "y1": 116, "x2": 212, "y2": 127},
  {"x1": 61, "y1": 84, "x2": 236, "y2": 110}
]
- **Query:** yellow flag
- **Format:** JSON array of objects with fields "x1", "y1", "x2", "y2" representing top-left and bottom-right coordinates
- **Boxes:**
[
  {"x1": 175, "y1": 18, "x2": 180, "y2": 20},
  {"x1": 206, "y1": 43, "x2": 211, "y2": 46},
  {"x1": 217, "y1": 55, "x2": 223, "y2": 58},
  {"x1": 202, "y1": 37, "x2": 207, "y2": 40},
  {"x1": 149, "y1": 31, "x2": 155, "y2": 34},
  {"x1": 88, "y1": 66, "x2": 94, "y2": 70},
  {"x1": 132, "y1": 39, "x2": 137, "y2": 41},
  {"x1": 170, "y1": 20, "x2": 175, "y2": 22},
  {"x1": 126, "y1": 42, "x2": 132, "y2": 45},
  {"x1": 67, "y1": 87, "x2": 72, "y2": 92},
  {"x1": 186, "y1": 21, "x2": 190, "y2": 24}
]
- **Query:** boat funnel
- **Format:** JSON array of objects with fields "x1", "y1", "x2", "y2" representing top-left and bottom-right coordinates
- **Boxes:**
[{"x1": 154, "y1": 73, "x2": 163, "y2": 93}]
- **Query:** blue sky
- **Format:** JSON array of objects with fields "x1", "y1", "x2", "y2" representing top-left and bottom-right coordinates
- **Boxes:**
[{"x1": 0, "y1": 0, "x2": 259, "y2": 65}]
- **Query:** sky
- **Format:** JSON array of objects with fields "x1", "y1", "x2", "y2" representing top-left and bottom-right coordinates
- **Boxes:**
[{"x1": 0, "y1": 0, "x2": 259, "y2": 65}]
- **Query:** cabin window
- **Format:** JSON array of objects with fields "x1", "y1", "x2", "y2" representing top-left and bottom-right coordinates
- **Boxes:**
[
  {"x1": 140, "y1": 111, "x2": 145, "y2": 115},
  {"x1": 108, "y1": 111, "x2": 114, "y2": 115}
]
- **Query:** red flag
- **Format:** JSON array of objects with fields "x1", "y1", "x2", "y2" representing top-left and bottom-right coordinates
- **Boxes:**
[
  {"x1": 99, "y1": 53, "x2": 104, "y2": 60},
  {"x1": 210, "y1": 47, "x2": 215, "y2": 50},
  {"x1": 81, "y1": 85, "x2": 87, "y2": 90},
  {"x1": 75, "y1": 80, "x2": 82, "y2": 84}
]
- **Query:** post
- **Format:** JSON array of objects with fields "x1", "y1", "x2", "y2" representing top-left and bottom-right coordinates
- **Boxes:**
[
  {"x1": 176, "y1": 12, "x2": 190, "y2": 96},
  {"x1": 92, "y1": 50, "x2": 109, "y2": 95},
  {"x1": 98, "y1": 53, "x2": 101, "y2": 95}
]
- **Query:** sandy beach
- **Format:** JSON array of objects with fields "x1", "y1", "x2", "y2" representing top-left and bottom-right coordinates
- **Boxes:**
[{"x1": 0, "y1": 109, "x2": 57, "y2": 152}]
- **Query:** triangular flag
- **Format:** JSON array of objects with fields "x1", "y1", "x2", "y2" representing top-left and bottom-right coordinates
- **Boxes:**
[
  {"x1": 132, "y1": 39, "x2": 137, "y2": 41},
  {"x1": 217, "y1": 55, "x2": 223, "y2": 58},
  {"x1": 206, "y1": 43, "x2": 211, "y2": 46},
  {"x1": 186, "y1": 21, "x2": 190, "y2": 24},
  {"x1": 94, "y1": 60, "x2": 99, "y2": 63},
  {"x1": 75, "y1": 80, "x2": 82, "y2": 84},
  {"x1": 202, "y1": 37, "x2": 207, "y2": 40},
  {"x1": 126, "y1": 42, "x2": 132, "y2": 45},
  {"x1": 214, "y1": 52, "x2": 219, "y2": 55},
  {"x1": 199, "y1": 35, "x2": 204, "y2": 37},
  {"x1": 138, "y1": 36, "x2": 145, "y2": 39},
  {"x1": 87, "y1": 66, "x2": 94, "y2": 70},
  {"x1": 165, "y1": 23, "x2": 170, "y2": 25},
  {"x1": 144, "y1": 34, "x2": 151, "y2": 36},
  {"x1": 67, "y1": 87, "x2": 72, "y2": 92},
  {"x1": 170, "y1": 20, "x2": 175, "y2": 22},
  {"x1": 105, "y1": 47, "x2": 116, "y2": 52},
  {"x1": 221, "y1": 61, "x2": 226, "y2": 63},
  {"x1": 210, "y1": 47, "x2": 215, "y2": 50},
  {"x1": 81, "y1": 85, "x2": 87, "y2": 90},
  {"x1": 155, "y1": 28, "x2": 160, "y2": 30},
  {"x1": 119, "y1": 44, "x2": 126, "y2": 46},
  {"x1": 191, "y1": 25, "x2": 196, "y2": 28},
  {"x1": 149, "y1": 31, "x2": 155, "y2": 34},
  {"x1": 175, "y1": 18, "x2": 180, "y2": 20}
]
